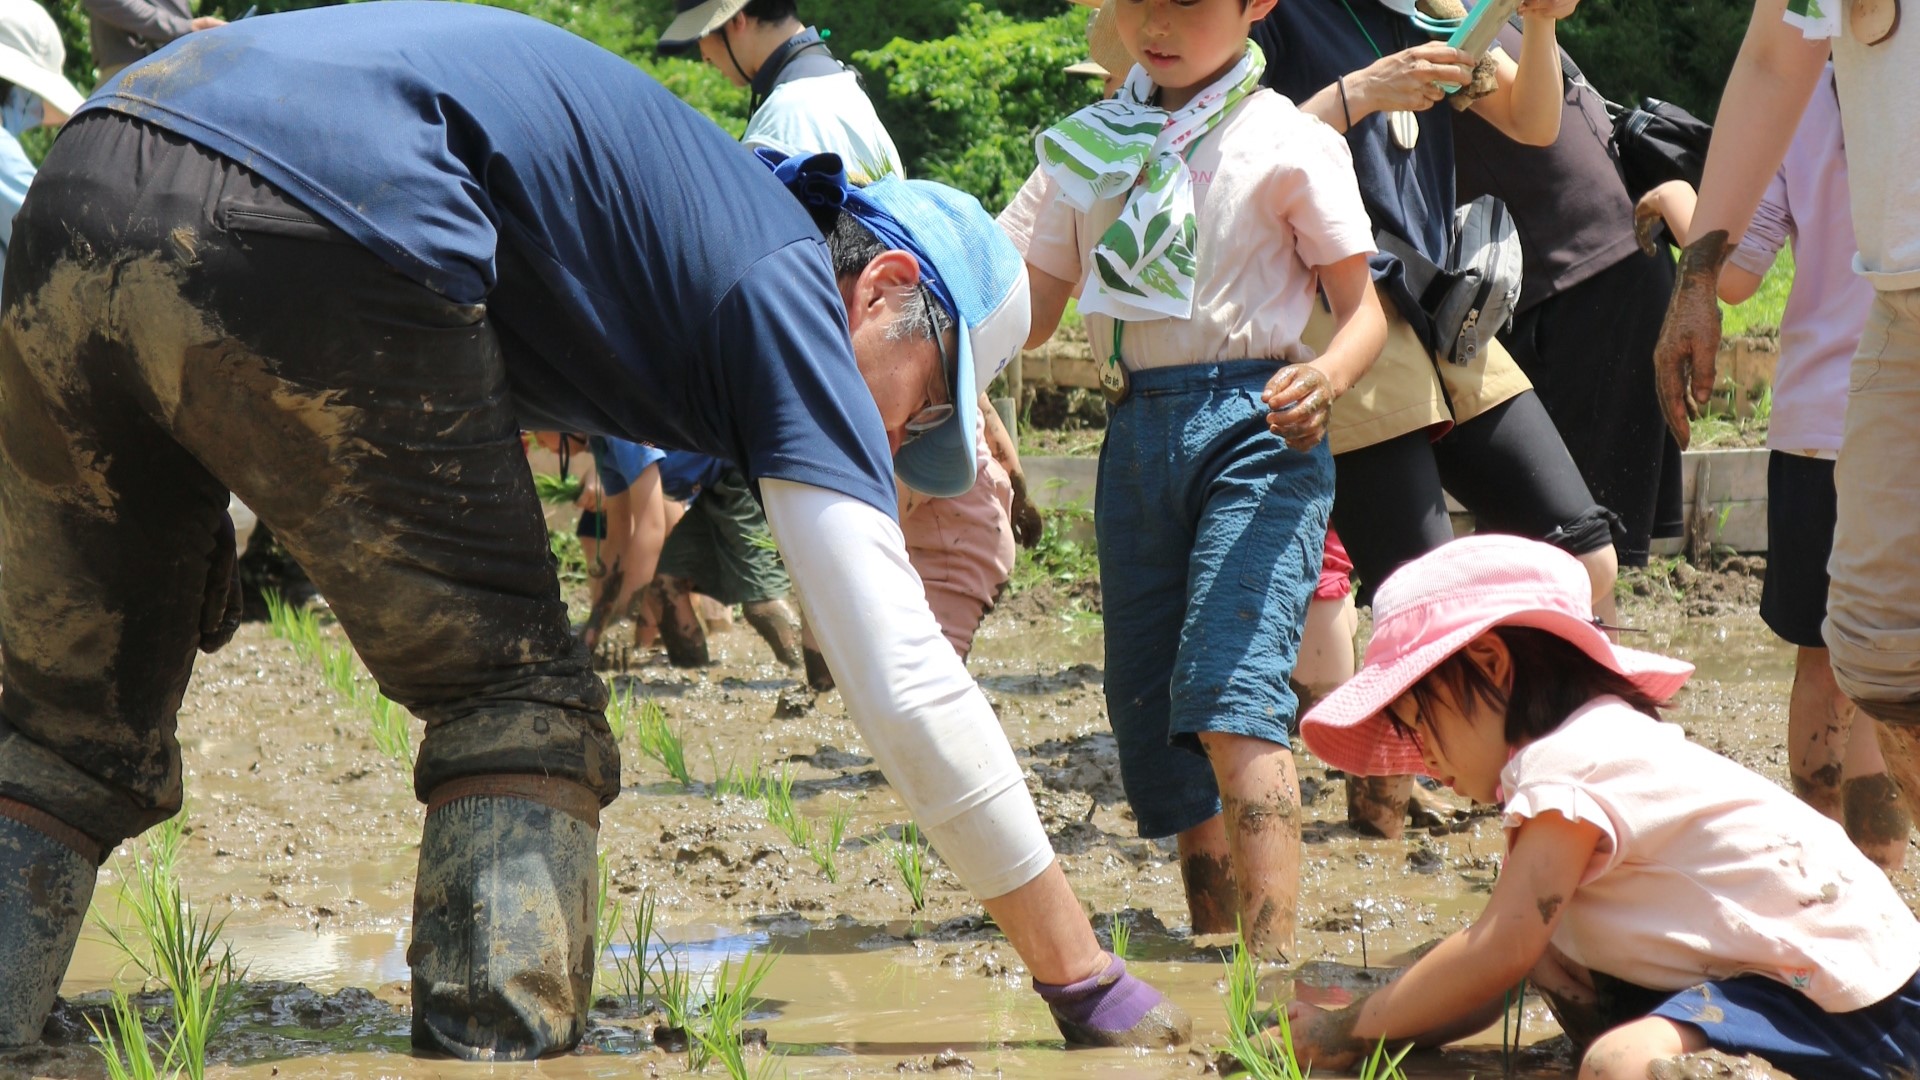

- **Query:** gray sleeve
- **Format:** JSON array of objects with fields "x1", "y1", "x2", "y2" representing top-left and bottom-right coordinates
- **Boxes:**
[{"x1": 82, "y1": 0, "x2": 195, "y2": 46}]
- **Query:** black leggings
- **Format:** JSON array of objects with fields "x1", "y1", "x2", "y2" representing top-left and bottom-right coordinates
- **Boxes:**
[{"x1": 1333, "y1": 390, "x2": 1618, "y2": 604}]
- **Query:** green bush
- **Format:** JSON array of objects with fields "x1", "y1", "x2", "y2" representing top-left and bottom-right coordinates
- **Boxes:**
[{"x1": 857, "y1": 4, "x2": 1095, "y2": 211}]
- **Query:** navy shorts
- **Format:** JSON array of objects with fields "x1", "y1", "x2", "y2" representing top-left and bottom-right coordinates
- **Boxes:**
[
  {"x1": 1096, "y1": 360, "x2": 1332, "y2": 839},
  {"x1": 1650, "y1": 967, "x2": 1920, "y2": 1079},
  {"x1": 1760, "y1": 451, "x2": 1837, "y2": 649}
]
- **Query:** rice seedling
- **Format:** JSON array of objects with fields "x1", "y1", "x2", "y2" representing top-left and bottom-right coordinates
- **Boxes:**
[
  {"x1": 760, "y1": 764, "x2": 812, "y2": 849},
  {"x1": 367, "y1": 693, "x2": 413, "y2": 765},
  {"x1": 96, "y1": 839, "x2": 244, "y2": 1080},
  {"x1": 651, "y1": 947, "x2": 697, "y2": 1033},
  {"x1": 88, "y1": 990, "x2": 171, "y2": 1080},
  {"x1": 635, "y1": 697, "x2": 694, "y2": 788},
  {"x1": 1220, "y1": 933, "x2": 1412, "y2": 1080},
  {"x1": 605, "y1": 683, "x2": 635, "y2": 745},
  {"x1": 710, "y1": 749, "x2": 770, "y2": 802},
  {"x1": 690, "y1": 951, "x2": 779, "y2": 1073},
  {"x1": 806, "y1": 804, "x2": 850, "y2": 883},
  {"x1": 610, "y1": 890, "x2": 653, "y2": 1011},
  {"x1": 319, "y1": 643, "x2": 358, "y2": 699},
  {"x1": 888, "y1": 822, "x2": 928, "y2": 912},
  {"x1": 1108, "y1": 910, "x2": 1131, "y2": 961},
  {"x1": 592, "y1": 852, "x2": 622, "y2": 999}
]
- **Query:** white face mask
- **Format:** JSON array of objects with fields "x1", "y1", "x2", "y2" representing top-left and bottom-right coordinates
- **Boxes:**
[{"x1": 1, "y1": 88, "x2": 41, "y2": 138}]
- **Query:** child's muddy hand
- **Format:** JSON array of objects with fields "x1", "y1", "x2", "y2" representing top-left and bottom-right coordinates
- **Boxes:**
[
  {"x1": 1008, "y1": 473, "x2": 1045, "y2": 549},
  {"x1": 1283, "y1": 1002, "x2": 1364, "y2": 1072},
  {"x1": 1653, "y1": 230, "x2": 1732, "y2": 450},
  {"x1": 1264, "y1": 364, "x2": 1335, "y2": 452}
]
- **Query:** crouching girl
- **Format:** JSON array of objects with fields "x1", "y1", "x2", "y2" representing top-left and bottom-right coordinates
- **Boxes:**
[{"x1": 1291, "y1": 534, "x2": 1920, "y2": 1079}]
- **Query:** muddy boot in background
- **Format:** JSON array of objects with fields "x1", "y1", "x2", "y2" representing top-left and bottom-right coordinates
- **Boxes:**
[
  {"x1": 803, "y1": 646, "x2": 835, "y2": 693},
  {"x1": 653, "y1": 576, "x2": 710, "y2": 668},
  {"x1": 741, "y1": 597, "x2": 801, "y2": 668},
  {"x1": 0, "y1": 805, "x2": 99, "y2": 1047},
  {"x1": 410, "y1": 778, "x2": 598, "y2": 1061}
]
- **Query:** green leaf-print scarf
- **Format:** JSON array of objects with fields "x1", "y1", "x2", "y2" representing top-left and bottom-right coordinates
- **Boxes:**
[{"x1": 1035, "y1": 42, "x2": 1266, "y2": 321}]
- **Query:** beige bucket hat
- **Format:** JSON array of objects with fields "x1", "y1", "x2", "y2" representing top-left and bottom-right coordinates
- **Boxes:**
[
  {"x1": 0, "y1": 0, "x2": 83, "y2": 117},
  {"x1": 658, "y1": 0, "x2": 752, "y2": 50},
  {"x1": 1062, "y1": 0, "x2": 1128, "y2": 81}
]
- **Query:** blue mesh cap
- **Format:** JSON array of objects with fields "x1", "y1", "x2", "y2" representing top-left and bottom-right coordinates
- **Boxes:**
[{"x1": 842, "y1": 177, "x2": 1031, "y2": 498}]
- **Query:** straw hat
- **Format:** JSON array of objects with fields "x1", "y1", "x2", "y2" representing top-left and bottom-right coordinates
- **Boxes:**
[
  {"x1": 1300, "y1": 535, "x2": 1694, "y2": 778},
  {"x1": 1062, "y1": 0, "x2": 1128, "y2": 82},
  {"x1": 0, "y1": 0, "x2": 82, "y2": 117}
]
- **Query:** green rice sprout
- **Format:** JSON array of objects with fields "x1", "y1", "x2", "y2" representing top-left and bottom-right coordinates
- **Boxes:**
[
  {"x1": 636, "y1": 698, "x2": 694, "y2": 787},
  {"x1": 535, "y1": 471, "x2": 583, "y2": 504},
  {"x1": 1108, "y1": 911, "x2": 1131, "y2": 961},
  {"x1": 605, "y1": 683, "x2": 635, "y2": 746},
  {"x1": 711, "y1": 750, "x2": 770, "y2": 803},
  {"x1": 612, "y1": 890, "x2": 659, "y2": 1013},
  {"x1": 1220, "y1": 932, "x2": 1411, "y2": 1080},
  {"x1": 806, "y1": 805, "x2": 851, "y2": 883},
  {"x1": 691, "y1": 951, "x2": 779, "y2": 1074},
  {"x1": 650, "y1": 947, "x2": 697, "y2": 1033},
  {"x1": 367, "y1": 693, "x2": 413, "y2": 765},
  {"x1": 592, "y1": 852, "x2": 622, "y2": 999},
  {"x1": 88, "y1": 990, "x2": 172, "y2": 1080},
  {"x1": 760, "y1": 764, "x2": 812, "y2": 849},
  {"x1": 888, "y1": 822, "x2": 928, "y2": 912},
  {"x1": 96, "y1": 837, "x2": 244, "y2": 1080}
]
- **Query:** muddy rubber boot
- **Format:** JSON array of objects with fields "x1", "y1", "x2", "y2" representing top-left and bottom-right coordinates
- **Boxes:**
[
  {"x1": 654, "y1": 577, "x2": 710, "y2": 668},
  {"x1": 410, "y1": 777, "x2": 598, "y2": 1061},
  {"x1": 741, "y1": 598, "x2": 801, "y2": 669},
  {"x1": 0, "y1": 803, "x2": 99, "y2": 1047},
  {"x1": 1033, "y1": 953, "x2": 1191, "y2": 1049},
  {"x1": 802, "y1": 646, "x2": 836, "y2": 693}
]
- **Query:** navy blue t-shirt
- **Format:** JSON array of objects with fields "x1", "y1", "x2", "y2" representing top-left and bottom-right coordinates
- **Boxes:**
[
  {"x1": 1253, "y1": 0, "x2": 1456, "y2": 345},
  {"x1": 589, "y1": 436, "x2": 727, "y2": 503},
  {"x1": 79, "y1": 2, "x2": 896, "y2": 517}
]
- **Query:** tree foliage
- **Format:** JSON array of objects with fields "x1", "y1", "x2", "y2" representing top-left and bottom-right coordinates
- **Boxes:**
[
  {"x1": 42, "y1": 0, "x2": 1752, "y2": 208},
  {"x1": 857, "y1": 4, "x2": 1095, "y2": 208}
]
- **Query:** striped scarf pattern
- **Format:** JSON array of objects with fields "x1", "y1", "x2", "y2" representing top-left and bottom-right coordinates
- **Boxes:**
[{"x1": 1035, "y1": 43, "x2": 1266, "y2": 321}]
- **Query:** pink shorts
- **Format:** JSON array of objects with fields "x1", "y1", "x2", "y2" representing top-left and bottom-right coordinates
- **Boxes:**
[
  {"x1": 902, "y1": 453, "x2": 1016, "y2": 658},
  {"x1": 1315, "y1": 528, "x2": 1353, "y2": 602}
]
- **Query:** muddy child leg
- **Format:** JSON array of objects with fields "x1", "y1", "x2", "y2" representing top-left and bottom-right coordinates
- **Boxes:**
[
  {"x1": 653, "y1": 576, "x2": 711, "y2": 667},
  {"x1": 1199, "y1": 733, "x2": 1302, "y2": 958}
]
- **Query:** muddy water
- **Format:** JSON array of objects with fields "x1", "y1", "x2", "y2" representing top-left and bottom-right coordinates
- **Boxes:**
[{"x1": 14, "y1": 569, "x2": 1899, "y2": 1080}]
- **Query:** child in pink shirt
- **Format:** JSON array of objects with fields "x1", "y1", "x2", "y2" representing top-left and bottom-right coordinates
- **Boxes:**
[{"x1": 1293, "y1": 535, "x2": 1920, "y2": 1079}]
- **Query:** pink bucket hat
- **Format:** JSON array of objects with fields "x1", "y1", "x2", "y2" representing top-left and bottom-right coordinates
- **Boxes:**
[{"x1": 1300, "y1": 535, "x2": 1694, "y2": 778}]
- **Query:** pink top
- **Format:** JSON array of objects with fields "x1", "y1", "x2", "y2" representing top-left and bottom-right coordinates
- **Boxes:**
[
  {"x1": 1729, "y1": 68, "x2": 1872, "y2": 455},
  {"x1": 1501, "y1": 698, "x2": 1920, "y2": 1012},
  {"x1": 998, "y1": 89, "x2": 1375, "y2": 370},
  {"x1": 898, "y1": 421, "x2": 1015, "y2": 656}
]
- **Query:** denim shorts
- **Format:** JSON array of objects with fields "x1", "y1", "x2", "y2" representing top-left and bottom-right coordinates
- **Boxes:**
[
  {"x1": 1096, "y1": 360, "x2": 1333, "y2": 839},
  {"x1": 1649, "y1": 967, "x2": 1920, "y2": 1079}
]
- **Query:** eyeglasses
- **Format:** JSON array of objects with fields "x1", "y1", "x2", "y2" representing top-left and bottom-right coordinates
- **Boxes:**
[{"x1": 900, "y1": 328, "x2": 956, "y2": 445}]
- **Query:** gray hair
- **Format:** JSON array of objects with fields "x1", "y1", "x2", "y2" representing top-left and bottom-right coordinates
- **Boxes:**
[{"x1": 823, "y1": 212, "x2": 954, "y2": 346}]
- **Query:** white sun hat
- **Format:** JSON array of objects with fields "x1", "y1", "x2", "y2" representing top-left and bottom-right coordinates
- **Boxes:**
[{"x1": 0, "y1": 0, "x2": 83, "y2": 118}]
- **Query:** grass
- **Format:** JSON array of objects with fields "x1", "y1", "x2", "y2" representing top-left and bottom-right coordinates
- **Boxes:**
[
  {"x1": 888, "y1": 822, "x2": 929, "y2": 912},
  {"x1": 1008, "y1": 494, "x2": 1098, "y2": 596},
  {"x1": 93, "y1": 810, "x2": 244, "y2": 1080},
  {"x1": 1719, "y1": 246, "x2": 1794, "y2": 338},
  {"x1": 635, "y1": 697, "x2": 695, "y2": 788}
]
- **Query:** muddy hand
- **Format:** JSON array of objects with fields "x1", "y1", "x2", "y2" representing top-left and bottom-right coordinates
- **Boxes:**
[
  {"x1": 1009, "y1": 472, "x2": 1045, "y2": 549},
  {"x1": 1264, "y1": 364, "x2": 1336, "y2": 452},
  {"x1": 1652, "y1": 230, "x2": 1732, "y2": 450},
  {"x1": 1633, "y1": 190, "x2": 1670, "y2": 257},
  {"x1": 1283, "y1": 1001, "x2": 1365, "y2": 1072}
]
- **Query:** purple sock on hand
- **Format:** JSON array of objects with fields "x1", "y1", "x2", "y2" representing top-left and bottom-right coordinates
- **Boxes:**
[{"x1": 1032, "y1": 953, "x2": 1168, "y2": 1039}]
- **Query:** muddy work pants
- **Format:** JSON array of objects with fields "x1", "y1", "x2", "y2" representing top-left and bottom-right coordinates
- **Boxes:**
[{"x1": 0, "y1": 113, "x2": 617, "y2": 851}]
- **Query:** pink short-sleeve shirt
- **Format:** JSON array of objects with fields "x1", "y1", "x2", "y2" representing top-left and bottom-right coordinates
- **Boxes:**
[
  {"x1": 1501, "y1": 699, "x2": 1920, "y2": 1012},
  {"x1": 998, "y1": 89, "x2": 1376, "y2": 370}
]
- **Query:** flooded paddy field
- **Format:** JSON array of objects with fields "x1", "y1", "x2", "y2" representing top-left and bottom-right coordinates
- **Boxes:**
[{"x1": 6, "y1": 556, "x2": 1898, "y2": 1079}]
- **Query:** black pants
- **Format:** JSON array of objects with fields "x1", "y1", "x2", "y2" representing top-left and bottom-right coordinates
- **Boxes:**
[
  {"x1": 1333, "y1": 391, "x2": 1617, "y2": 604},
  {"x1": 0, "y1": 113, "x2": 616, "y2": 849},
  {"x1": 1504, "y1": 251, "x2": 1685, "y2": 565}
]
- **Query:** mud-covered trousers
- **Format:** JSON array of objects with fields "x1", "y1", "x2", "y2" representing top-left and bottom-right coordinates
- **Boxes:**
[{"x1": 0, "y1": 113, "x2": 617, "y2": 852}]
